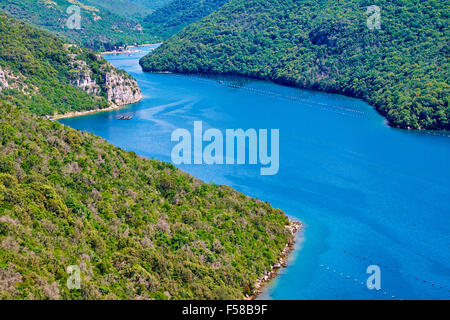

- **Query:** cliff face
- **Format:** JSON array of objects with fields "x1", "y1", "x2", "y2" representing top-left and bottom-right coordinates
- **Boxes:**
[
  {"x1": 66, "y1": 45, "x2": 142, "y2": 106},
  {"x1": 0, "y1": 66, "x2": 31, "y2": 94},
  {"x1": 69, "y1": 63, "x2": 101, "y2": 97},
  {"x1": 0, "y1": 66, "x2": 9, "y2": 92},
  {"x1": 104, "y1": 68, "x2": 142, "y2": 105}
]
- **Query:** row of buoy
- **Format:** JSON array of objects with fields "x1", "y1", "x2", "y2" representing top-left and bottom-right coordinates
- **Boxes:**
[
  {"x1": 178, "y1": 74, "x2": 372, "y2": 120},
  {"x1": 171, "y1": 73, "x2": 352, "y2": 112},
  {"x1": 342, "y1": 249, "x2": 449, "y2": 293},
  {"x1": 227, "y1": 85, "x2": 371, "y2": 120},
  {"x1": 167, "y1": 74, "x2": 371, "y2": 121},
  {"x1": 319, "y1": 264, "x2": 401, "y2": 300},
  {"x1": 424, "y1": 131, "x2": 450, "y2": 138},
  {"x1": 224, "y1": 84, "x2": 370, "y2": 119},
  {"x1": 168, "y1": 73, "x2": 449, "y2": 137},
  {"x1": 229, "y1": 85, "x2": 366, "y2": 115}
]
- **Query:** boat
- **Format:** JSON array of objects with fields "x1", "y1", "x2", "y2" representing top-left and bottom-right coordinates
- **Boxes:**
[{"x1": 116, "y1": 115, "x2": 133, "y2": 120}]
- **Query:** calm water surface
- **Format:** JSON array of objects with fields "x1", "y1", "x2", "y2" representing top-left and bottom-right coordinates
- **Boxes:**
[{"x1": 61, "y1": 46, "x2": 450, "y2": 300}]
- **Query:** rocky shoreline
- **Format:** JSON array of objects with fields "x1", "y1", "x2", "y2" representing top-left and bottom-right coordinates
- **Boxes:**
[
  {"x1": 246, "y1": 219, "x2": 302, "y2": 300},
  {"x1": 49, "y1": 66, "x2": 143, "y2": 121}
]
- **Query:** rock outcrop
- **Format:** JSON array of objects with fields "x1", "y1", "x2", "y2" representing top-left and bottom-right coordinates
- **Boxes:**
[
  {"x1": 68, "y1": 61, "x2": 101, "y2": 96},
  {"x1": 2, "y1": 44, "x2": 142, "y2": 109},
  {"x1": 104, "y1": 68, "x2": 142, "y2": 105},
  {"x1": 65, "y1": 44, "x2": 142, "y2": 106},
  {"x1": 0, "y1": 67, "x2": 10, "y2": 92},
  {"x1": 0, "y1": 66, "x2": 31, "y2": 94}
]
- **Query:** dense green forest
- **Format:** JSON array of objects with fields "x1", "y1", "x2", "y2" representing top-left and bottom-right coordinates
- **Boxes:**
[
  {"x1": 0, "y1": 13, "x2": 138, "y2": 115},
  {"x1": 0, "y1": 12, "x2": 293, "y2": 300},
  {"x1": 143, "y1": 0, "x2": 229, "y2": 39},
  {"x1": 0, "y1": 101, "x2": 292, "y2": 299},
  {"x1": 0, "y1": 0, "x2": 162, "y2": 51},
  {"x1": 141, "y1": 0, "x2": 449, "y2": 130},
  {"x1": 82, "y1": 0, "x2": 172, "y2": 21},
  {"x1": 0, "y1": 0, "x2": 230, "y2": 50}
]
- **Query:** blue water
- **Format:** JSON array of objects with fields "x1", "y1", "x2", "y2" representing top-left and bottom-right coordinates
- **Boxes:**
[{"x1": 61, "y1": 46, "x2": 450, "y2": 300}]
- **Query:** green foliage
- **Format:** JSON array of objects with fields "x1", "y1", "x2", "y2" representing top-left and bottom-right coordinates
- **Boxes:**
[
  {"x1": 0, "y1": 8, "x2": 292, "y2": 300},
  {"x1": 0, "y1": 0, "x2": 162, "y2": 51},
  {"x1": 141, "y1": 0, "x2": 450, "y2": 130},
  {"x1": 82, "y1": 0, "x2": 172, "y2": 21},
  {"x1": 0, "y1": 102, "x2": 292, "y2": 299},
  {"x1": 0, "y1": 12, "x2": 126, "y2": 115},
  {"x1": 143, "y1": 0, "x2": 230, "y2": 39},
  {"x1": 0, "y1": 0, "x2": 229, "y2": 49}
]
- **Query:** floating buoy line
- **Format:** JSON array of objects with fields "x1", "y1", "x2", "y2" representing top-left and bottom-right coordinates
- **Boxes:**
[
  {"x1": 342, "y1": 249, "x2": 450, "y2": 295},
  {"x1": 318, "y1": 264, "x2": 402, "y2": 300},
  {"x1": 423, "y1": 131, "x2": 450, "y2": 138},
  {"x1": 166, "y1": 73, "x2": 371, "y2": 121},
  {"x1": 162, "y1": 73, "x2": 450, "y2": 138}
]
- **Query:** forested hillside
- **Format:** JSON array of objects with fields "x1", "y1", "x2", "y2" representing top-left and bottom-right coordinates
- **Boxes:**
[
  {"x1": 82, "y1": 0, "x2": 172, "y2": 20},
  {"x1": 141, "y1": 0, "x2": 449, "y2": 130},
  {"x1": 0, "y1": 12, "x2": 294, "y2": 299},
  {"x1": 0, "y1": 101, "x2": 293, "y2": 299},
  {"x1": 0, "y1": 13, "x2": 141, "y2": 116},
  {"x1": 0, "y1": 0, "x2": 160, "y2": 51},
  {"x1": 143, "y1": 0, "x2": 229, "y2": 39}
]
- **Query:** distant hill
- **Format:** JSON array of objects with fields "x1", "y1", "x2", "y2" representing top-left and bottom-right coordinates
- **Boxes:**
[
  {"x1": 141, "y1": 0, "x2": 449, "y2": 130},
  {"x1": 83, "y1": 0, "x2": 173, "y2": 20},
  {"x1": 143, "y1": 0, "x2": 229, "y2": 39},
  {"x1": 0, "y1": 0, "x2": 163, "y2": 51},
  {"x1": 0, "y1": 12, "x2": 141, "y2": 116}
]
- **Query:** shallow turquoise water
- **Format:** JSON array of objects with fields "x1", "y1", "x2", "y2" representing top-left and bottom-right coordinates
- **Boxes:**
[{"x1": 61, "y1": 46, "x2": 450, "y2": 300}]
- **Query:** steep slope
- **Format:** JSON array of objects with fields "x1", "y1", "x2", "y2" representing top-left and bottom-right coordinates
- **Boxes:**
[
  {"x1": 0, "y1": 0, "x2": 159, "y2": 51},
  {"x1": 0, "y1": 13, "x2": 141, "y2": 116},
  {"x1": 0, "y1": 13, "x2": 295, "y2": 300},
  {"x1": 141, "y1": 0, "x2": 449, "y2": 130},
  {"x1": 0, "y1": 103, "x2": 294, "y2": 300},
  {"x1": 143, "y1": 0, "x2": 229, "y2": 39}
]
